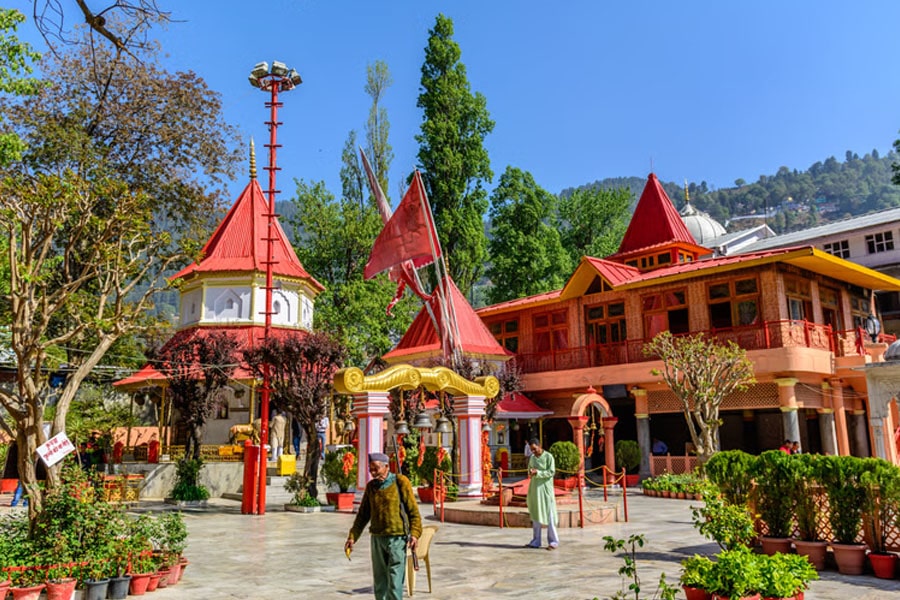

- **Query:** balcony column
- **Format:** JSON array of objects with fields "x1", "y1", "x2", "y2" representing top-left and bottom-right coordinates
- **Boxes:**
[
  {"x1": 567, "y1": 416, "x2": 589, "y2": 488},
  {"x1": 775, "y1": 377, "x2": 801, "y2": 451},
  {"x1": 454, "y1": 394, "x2": 486, "y2": 497},
  {"x1": 632, "y1": 388, "x2": 652, "y2": 480},
  {"x1": 602, "y1": 417, "x2": 618, "y2": 478},
  {"x1": 850, "y1": 409, "x2": 871, "y2": 458},
  {"x1": 351, "y1": 391, "x2": 391, "y2": 507},
  {"x1": 830, "y1": 378, "x2": 851, "y2": 456},
  {"x1": 818, "y1": 382, "x2": 838, "y2": 455}
]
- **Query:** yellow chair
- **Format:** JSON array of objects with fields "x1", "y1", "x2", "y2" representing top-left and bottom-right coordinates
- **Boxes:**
[{"x1": 407, "y1": 524, "x2": 438, "y2": 596}]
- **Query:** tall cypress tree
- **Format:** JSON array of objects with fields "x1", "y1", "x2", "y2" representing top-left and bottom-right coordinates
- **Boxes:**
[{"x1": 416, "y1": 13, "x2": 494, "y2": 296}]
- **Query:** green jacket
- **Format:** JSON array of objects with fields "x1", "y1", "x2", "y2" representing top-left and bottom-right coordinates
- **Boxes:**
[{"x1": 349, "y1": 473, "x2": 422, "y2": 541}]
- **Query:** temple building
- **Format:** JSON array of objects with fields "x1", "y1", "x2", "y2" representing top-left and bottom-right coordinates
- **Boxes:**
[
  {"x1": 115, "y1": 150, "x2": 322, "y2": 450},
  {"x1": 474, "y1": 173, "x2": 900, "y2": 477}
]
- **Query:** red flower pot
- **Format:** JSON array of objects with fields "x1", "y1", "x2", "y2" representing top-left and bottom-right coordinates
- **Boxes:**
[
  {"x1": 166, "y1": 562, "x2": 183, "y2": 585},
  {"x1": 793, "y1": 539, "x2": 827, "y2": 570},
  {"x1": 9, "y1": 584, "x2": 46, "y2": 600},
  {"x1": 712, "y1": 594, "x2": 759, "y2": 600},
  {"x1": 156, "y1": 568, "x2": 170, "y2": 589},
  {"x1": 326, "y1": 491, "x2": 355, "y2": 511},
  {"x1": 417, "y1": 486, "x2": 435, "y2": 503},
  {"x1": 869, "y1": 551, "x2": 897, "y2": 579},
  {"x1": 129, "y1": 572, "x2": 152, "y2": 595},
  {"x1": 682, "y1": 585, "x2": 711, "y2": 600},
  {"x1": 46, "y1": 578, "x2": 77, "y2": 600},
  {"x1": 146, "y1": 573, "x2": 161, "y2": 592}
]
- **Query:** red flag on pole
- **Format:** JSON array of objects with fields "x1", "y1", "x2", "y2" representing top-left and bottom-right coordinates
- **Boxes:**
[{"x1": 364, "y1": 170, "x2": 441, "y2": 280}]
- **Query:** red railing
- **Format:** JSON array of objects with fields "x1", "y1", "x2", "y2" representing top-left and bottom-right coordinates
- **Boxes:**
[{"x1": 517, "y1": 320, "x2": 863, "y2": 374}]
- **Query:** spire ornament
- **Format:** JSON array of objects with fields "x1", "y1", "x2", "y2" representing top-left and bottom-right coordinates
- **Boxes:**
[{"x1": 250, "y1": 138, "x2": 257, "y2": 179}]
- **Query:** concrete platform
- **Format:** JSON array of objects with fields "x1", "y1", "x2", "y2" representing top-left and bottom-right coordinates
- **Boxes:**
[{"x1": 438, "y1": 497, "x2": 622, "y2": 527}]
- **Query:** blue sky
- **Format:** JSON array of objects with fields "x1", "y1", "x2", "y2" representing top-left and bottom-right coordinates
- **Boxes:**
[{"x1": 12, "y1": 1, "x2": 900, "y2": 201}]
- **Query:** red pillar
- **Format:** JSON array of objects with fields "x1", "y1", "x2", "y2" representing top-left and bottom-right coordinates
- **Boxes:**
[{"x1": 602, "y1": 417, "x2": 618, "y2": 479}]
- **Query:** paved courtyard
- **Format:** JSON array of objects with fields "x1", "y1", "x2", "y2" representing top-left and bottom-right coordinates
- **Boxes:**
[{"x1": 6, "y1": 490, "x2": 900, "y2": 599}]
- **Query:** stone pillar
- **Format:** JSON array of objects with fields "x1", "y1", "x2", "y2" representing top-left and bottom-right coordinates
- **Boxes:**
[
  {"x1": 454, "y1": 395, "x2": 486, "y2": 498},
  {"x1": 567, "y1": 416, "x2": 589, "y2": 487},
  {"x1": 830, "y1": 378, "x2": 850, "y2": 456},
  {"x1": 602, "y1": 417, "x2": 618, "y2": 478},
  {"x1": 351, "y1": 391, "x2": 390, "y2": 498},
  {"x1": 775, "y1": 378, "x2": 801, "y2": 451},
  {"x1": 632, "y1": 388, "x2": 652, "y2": 480},
  {"x1": 851, "y1": 410, "x2": 872, "y2": 458},
  {"x1": 818, "y1": 410, "x2": 838, "y2": 455}
]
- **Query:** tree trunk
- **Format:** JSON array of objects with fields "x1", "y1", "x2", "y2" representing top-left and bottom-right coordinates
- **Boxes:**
[
  {"x1": 303, "y1": 423, "x2": 321, "y2": 499},
  {"x1": 191, "y1": 425, "x2": 203, "y2": 460}
]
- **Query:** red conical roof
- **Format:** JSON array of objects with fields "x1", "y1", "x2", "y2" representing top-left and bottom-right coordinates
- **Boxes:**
[
  {"x1": 383, "y1": 276, "x2": 510, "y2": 362},
  {"x1": 614, "y1": 173, "x2": 698, "y2": 256},
  {"x1": 171, "y1": 179, "x2": 323, "y2": 289}
]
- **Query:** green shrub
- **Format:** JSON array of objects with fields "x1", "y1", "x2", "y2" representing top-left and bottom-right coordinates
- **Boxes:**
[
  {"x1": 547, "y1": 441, "x2": 579, "y2": 477},
  {"x1": 416, "y1": 446, "x2": 451, "y2": 486},
  {"x1": 170, "y1": 457, "x2": 210, "y2": 502},
  {"x1": 703, "y1": 450, "x2": 755, "y2": 506},
  {"x1": 749, "y1": 450, "x2": 799, "y2": 538},
  {"x1": 691, "y1": 487, "x2": 756, "y2": 551},
  {"x1": 615, "y1": 440, "x2": 641, "y2": 474},
  {"x1": 792, "y1": 453, "x2": 825, "y2": 541},
  {"x1": 819, "y1": 455, "x2": 867, "y2": 544},
  {"x1": 322, "y1": 448, "x2": 358, "y2": 492}
]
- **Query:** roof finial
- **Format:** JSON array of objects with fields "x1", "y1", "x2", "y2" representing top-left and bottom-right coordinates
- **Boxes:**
[
  {"x1": 684, "y1": 179, "x2": 690, "y2": 205},
  {"x1": 249, "y1": 138, "x2": 257, "y2": 180}
]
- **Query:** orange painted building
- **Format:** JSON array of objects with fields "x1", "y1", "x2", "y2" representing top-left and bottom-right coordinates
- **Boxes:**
[{"x1": 475, "y1": 173, "x2": 900, "y2": 477}]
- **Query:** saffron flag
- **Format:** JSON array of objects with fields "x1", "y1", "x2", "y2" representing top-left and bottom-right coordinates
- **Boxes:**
[
  {"x1": 359, "y1": 150, "x2": 433, "y2": 309},
  {"x1": 364, "y1": 170, "x2": 441, "y2": 280}
]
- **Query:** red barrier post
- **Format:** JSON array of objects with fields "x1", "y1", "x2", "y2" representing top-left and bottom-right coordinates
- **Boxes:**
[
  {"x1": 498, "y1": 469, "x2": 504, "y2": 529},
  {"x1": 241, "y1": 439, "x2": 259, "y2": 514},
  {"x1": 621, "y1": 467, "x2": 629, "y2": 522}
]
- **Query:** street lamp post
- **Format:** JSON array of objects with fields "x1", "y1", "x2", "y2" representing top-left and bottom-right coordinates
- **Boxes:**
[{"x1": 248, "y1": 60, "x2": 301, "y2": 515}]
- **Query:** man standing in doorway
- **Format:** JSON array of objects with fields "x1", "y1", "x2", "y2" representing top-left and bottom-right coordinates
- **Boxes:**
[
  {"x1": 525, "y1": 438, "x2": 559, "y2": 550},
  {"x1": 345, "y1": 453, "x2": 422, "y2": 600}
]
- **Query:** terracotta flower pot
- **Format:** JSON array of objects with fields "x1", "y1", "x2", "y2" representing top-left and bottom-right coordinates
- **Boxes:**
[
  {"x1": 869, "y1": 551, "x2": 897, "y2": 579},
  {"x1": 417, "y1": 485, "x2": 435, "y2": 503},
  {"x1": 156, "y1": 569, "x2": 170, "y2": 589},
  {"x1": 326, "y1": 491, "x2": 355, "y2": 511},
  {"x1": 711, "y1": 594, "x2": 760, "y2": 600},
  {"x1": 682, "y1": 585, "x2": 712, "y2": 600},
  {"x1": 759, "y1": 536, "x2": 793, "y2": 556},
  {"x1": 46, "y1": 577, "x2": 77, "y2": 600},
  {"x1": 167, "y1": 562, "x2": 183, "y2": 585},
  {"x1": 793, "y1": 539, "x2": 828, "y2": 570},
  {"x1": 146, "y1": 573, "x2": 162, "y2": 592},
  {"x1": 129, "y1": 572, "x2": 152, "y2": 595},
  {"x1": 832, "y1": 542, "x2": 868, "y2": 575},
  {"x1": 9, "y1": 584, "x2": 46, "y2": 600}
]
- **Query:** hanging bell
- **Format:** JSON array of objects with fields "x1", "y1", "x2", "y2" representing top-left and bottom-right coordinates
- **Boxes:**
[
  {"x1": 481, "y1": 421, "x2": 492, "y2": 432},
  {"x1": 394, "y1": 420, "x2": 410, "y2": 435},
  {"x1": 343, "y1": 419, "x2": 356, "y2": 433},
  {"x1": 412, "y1": 412, "x2": 433, "y2": 429},
  {"x1": 434, "y1": 416, "x2": 452, "y2": 434}
]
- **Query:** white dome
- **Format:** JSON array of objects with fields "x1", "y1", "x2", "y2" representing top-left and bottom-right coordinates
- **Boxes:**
[{"x1": 680, "y1": 202, "x2": 726, "y2": 243}]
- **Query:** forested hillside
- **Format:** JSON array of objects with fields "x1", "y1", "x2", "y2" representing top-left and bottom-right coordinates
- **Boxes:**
[{"x1": 568, "y1": 149, "x2": 900, "y2": 235}]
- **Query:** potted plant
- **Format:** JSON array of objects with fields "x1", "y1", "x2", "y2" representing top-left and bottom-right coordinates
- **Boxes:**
[
  {"x1": 819, "y1": 455, "x2": 868, "y2": 575},
  {"x1": 615, "y1": 439, "x2": 641, "y2": 487},
  {"x1": 284, "y1": 472, "x2": 330, "y2": 512},
  {"x1": 704, "y1": 450, "x2": 756, "y2": 507},
  {"x1": 680, "y1": 554, "x2": 714, "y2": 600},
  {"x1": 756, "y1": 552, "x2": 818, "y2": 600},
  {"x1": 691, "y1": 486, "x2": 756, "y2": 552},
  {"x1": 705, "y1": 546, "x2": 763, "y2": 600},
  {"x1": 547, "y1": 441, "x2": 579, "y2": 489},
  {"x1": 860, "y1": 458, "x2": 900, "y2": 578},
  {"x1": 322, "y1": 448, "x2": 358, "y2": 511},
  {"x1": 167, "y1": 457, "x2": 210, "y2": 506},
  {"x1": 8, "y1": 566, "x2": 45, "y2": 600},
  {"x1": 415, "y1": 446, "x2": 451, "y2": 503},
  {"x1": 749, "y1": 450, "x2": 798, "y2": 554},
  {"x1": 790, "y1": 454, "x2": 827, "y2": 570}
]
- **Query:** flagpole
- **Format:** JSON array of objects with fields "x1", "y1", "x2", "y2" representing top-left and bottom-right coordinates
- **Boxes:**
[{"x1": 413, "y1": 170, "x2": 459, "y2": 361}]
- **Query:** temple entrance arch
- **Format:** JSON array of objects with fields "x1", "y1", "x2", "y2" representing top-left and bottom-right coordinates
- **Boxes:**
[
  {"x1": 568, "y1": 386, "x2": 617, "y2": 484},
  {"x1": 333, "y1": 364, "x2": 499, "y2": 499}
]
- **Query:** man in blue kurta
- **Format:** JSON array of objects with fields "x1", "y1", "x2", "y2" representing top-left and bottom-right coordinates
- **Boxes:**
[
  {"x1": 345, "y1": 453, "x2": 422, "y2": 600},
  {"x1": 525, "y1": 438, "x2": 559, "y2": 549}
]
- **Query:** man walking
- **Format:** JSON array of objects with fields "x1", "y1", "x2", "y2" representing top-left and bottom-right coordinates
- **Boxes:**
[
  {"x1": 525, "y1": 438, "x2": 559, "y2": 549},
  {"x1": 345, "y1": 453, "x2": 422, "y2": 600}
]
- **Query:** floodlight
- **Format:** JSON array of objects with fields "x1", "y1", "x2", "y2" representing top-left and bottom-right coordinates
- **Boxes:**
[
  {"x1": 251, "y1": 61, "x2": 269, "y2": 79},
  {"x1": 271, "y1": 61, "x2": 288, "y2": 76}
]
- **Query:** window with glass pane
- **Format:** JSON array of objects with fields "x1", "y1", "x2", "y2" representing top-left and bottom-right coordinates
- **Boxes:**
[
  {"x1": 535, "y1": 311, "x2": 567, "y2": 353},
  {"x1": 489, "y1": 319, "x2": 519, "y2": 353}
]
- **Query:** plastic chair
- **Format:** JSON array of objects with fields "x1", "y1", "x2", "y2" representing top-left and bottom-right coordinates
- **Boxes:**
[{"x1": 407, "y1": 525, "x2": 438, "y2": 596}]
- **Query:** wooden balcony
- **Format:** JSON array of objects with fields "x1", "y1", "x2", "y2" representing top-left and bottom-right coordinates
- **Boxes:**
[{"x1": 516, "y1": 320, "x2": 892, "y2": 374}]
